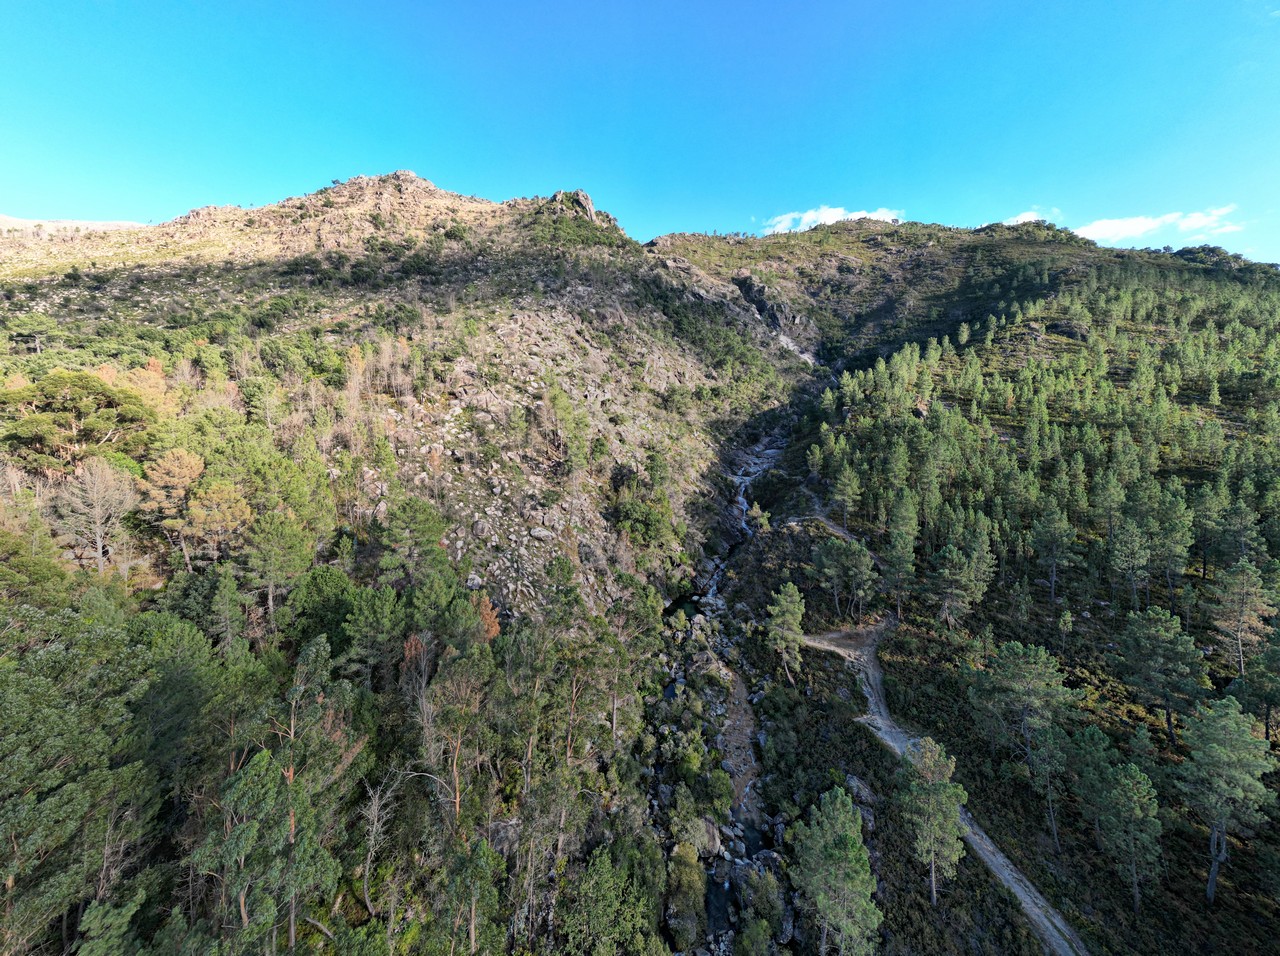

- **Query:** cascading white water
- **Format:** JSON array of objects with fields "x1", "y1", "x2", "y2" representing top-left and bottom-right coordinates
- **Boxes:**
[{"x1": 700, "y1": 439, "x2": 785, "y2": 601}]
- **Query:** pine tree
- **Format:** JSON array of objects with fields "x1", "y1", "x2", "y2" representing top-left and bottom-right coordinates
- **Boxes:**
[
  {"x1": 0, "y1": 607, "x2": 152, "y2": 953},
  {"x1": 900, "y1": 738, "x2": 968, "y2": 905},
  {"x1": 377, "y1": 497, "x2": 450, "y2": 589},
  {"x1": 1213, "y1": 558, "x2": 1277, "y2": 676},
  {"x1": 1177, "y1": 696, "x2": 1276, "y2": 903},
  {"x1": 790, "y1": 787, "x2": 881, "y2": 954},
  {"x1": 930, "y1": 531, "x2": 994, "y2": 630},
  {"x1": 833, "y1": 463, "x2": 862, "y2": 530},
  {"x1": 1220, "y1": 499, "x2": 1266, "y2": 566},
  {"x1": 812, "y1": 537, "x2": 877, "y2": 622},
  {"x1": 883, "y1": 490, "x2": 918, "y2": 618},
  {"x1": 338, "y1": 586, "x2": 407, "y2": 692},
  {"x1": 1112, "y1": 608, "x2": 1207, "y2": 745},
  {"x1": 1056, "y1": 609, "x2": 1074, "y2": 656},
  {"x1": 806, "y1": 444, "x2": 824, "y2": 480},
  {"x1": 765, "y1": 583, "x2": 805, "y2": 686},
  {"x1": 208, "y1": 562, "x2": 249, "y2": 648},
  {"x1": 1110, "y1": 517, "x2": 1151, "y2": 610},
  {"x1": 1031, "y1": 724, "x2": 1068, "y2": 853},
  {"x1": 969, "y1": 641, "x2": 1078, "y2": 764},
  {"x1": 931, "y1": 543, "x2": 972, "y2": 630},
  {"x1": 187, "y1": 480, "x2": 252, "y2": 562},
  {"x1": 1031, "y1": 503, "x2": 1077, "y2": 605},
  {"x1": 1234, "y1": 638, "x2": 1280, "y2": 743},
  {"x1": 1069, "y1": 725, "x2": 1118, "y2": 848},
  {"x1": 1099, "y1": 763, "x2": 1162, "y2": 913},
  {"x1": 1150, "y1": 480, "x2": 1193, "y2": 612},
  {"x1": 845, "y1": 539, "x2": 879, "y2": 622},
  {"x1": 244, "y1": 510, "x2": 314, "y2": 623},
  {"x1": 138, "y1": 448, "x2": 204, "y2": 570},
  {"x1": 1192, "y1": 481, "x2": 1228, "y2": 579},
  {"x1": 269, "y1": 638, "x2": 355, "y2": 949}
]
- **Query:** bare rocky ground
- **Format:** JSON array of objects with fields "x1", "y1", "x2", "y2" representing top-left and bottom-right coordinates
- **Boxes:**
[{"x1": 721, "y1": 670, "x2": 763, "y2": 832}]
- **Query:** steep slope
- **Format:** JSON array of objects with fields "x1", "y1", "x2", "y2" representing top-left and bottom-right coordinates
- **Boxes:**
[
  {"x1": 658, "y1": 217, "x2": 1278, "y2": 364},
  {"x1": 1, "y1": 174, "x2": 822, "y2": 956},
  {"x1": 707, "y1": 225, "x2": 1280, "y2": 954},
  {"x1": 0, "y1": 172, "x2": 813, "y2": 614},
  {"x1": 4, "y1": 174, "x2": 1279, "y2": 956}
]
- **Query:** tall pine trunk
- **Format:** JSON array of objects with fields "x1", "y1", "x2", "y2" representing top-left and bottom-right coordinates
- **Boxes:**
[
  {"x1": 1206, "y1": 823, "x2": 1227, "y2": 903},
  {"x1": 1046, "y1": 786, "x2": 1061, "y2": 854},
  {"x1": 1131, "y1": 853, "x2": 1141, "y2": 914}
]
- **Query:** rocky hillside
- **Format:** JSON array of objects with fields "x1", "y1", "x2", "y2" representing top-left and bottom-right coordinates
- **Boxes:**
[
  {"x1": 7, "y1": 168, "x2": 1276, "y2": 664},
  {"x1": 1, "y1": 172, "x2": 819, "y2": 615},
  {"x1": 5, "y1": 173, "x2": 1280, "y2": 956}
]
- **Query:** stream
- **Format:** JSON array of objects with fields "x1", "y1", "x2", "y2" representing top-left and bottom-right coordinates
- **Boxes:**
[
  {"x1": 675, "y1": 436, "x2": 784, "y2": 947},
  {"x1": 698, "y1": 437, "x2": 785, "y2": 603}
]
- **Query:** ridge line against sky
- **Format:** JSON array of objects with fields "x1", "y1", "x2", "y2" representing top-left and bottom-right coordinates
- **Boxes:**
[
  {"x1": 759, "y1": 200, "x2": 1249, "y2": 250},
  {"x1": 2, "y1": 1, "x2": 1278, "y2": 260},
  {"x1": 1, "y1": 179, "x2": 1260, "y2": 261}
]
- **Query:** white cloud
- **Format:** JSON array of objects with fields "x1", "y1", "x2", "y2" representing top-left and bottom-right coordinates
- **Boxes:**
[
  {"x1": 762, "y1": 205, "x2": 903, "y2": 235},
  {"x1": 1176, "y1": 204, "x2": 1239, "y2": 233},
  {"x1": 1001, "y1": 207, "x2": 1063, "y2": 226},
  {"x1": 1075, "y1": 213, "x2": 1181, "y2": 243},
  {"x1": 1074, "y1": 204, "x2": 1243, "y2": 244}
]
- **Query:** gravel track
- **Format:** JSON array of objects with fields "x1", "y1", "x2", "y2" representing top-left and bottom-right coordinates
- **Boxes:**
[{"x1": 804, "y1": 622, "x2": 1091, "y2": 956}]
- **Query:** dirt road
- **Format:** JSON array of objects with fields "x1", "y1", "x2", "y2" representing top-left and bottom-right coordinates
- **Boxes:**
[{"x1": 803, "y1": 622, "x2": 1091, "y2": 956}]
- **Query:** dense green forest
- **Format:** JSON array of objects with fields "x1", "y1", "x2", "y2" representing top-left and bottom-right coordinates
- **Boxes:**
[
  {"x1": 715, "y1": 237, "x2": 1280, "y2": 954},
  {"x1": 3, "y1": 174, "x2": 1279, "y2": 954}
]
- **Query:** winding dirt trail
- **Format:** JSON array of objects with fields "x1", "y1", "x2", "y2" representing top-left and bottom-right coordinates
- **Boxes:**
[{"x1": 804, "y1": 622, "x2": 1091, "y2": 956}]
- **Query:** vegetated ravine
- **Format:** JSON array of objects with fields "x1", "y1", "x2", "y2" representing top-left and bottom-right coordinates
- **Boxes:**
[
  {"x1": 5, "y1": 172, "x2": 1280, "y2": 956},
  {"x1": 692, "y1": 437, "x2": 784, "y2": 941}
]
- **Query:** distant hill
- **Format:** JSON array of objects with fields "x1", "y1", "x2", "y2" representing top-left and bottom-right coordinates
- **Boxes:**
[{"x1": 0, "y1": 211, "x2": 146, "y2": 234}]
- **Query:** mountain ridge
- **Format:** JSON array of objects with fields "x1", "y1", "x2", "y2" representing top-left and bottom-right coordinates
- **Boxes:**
[
  {"x1": 4, "y1": 170, "x2": 1280, "y2": 956},
  {"x1": 5, "y1": 171, "x2": 1274, "y2": 283}
]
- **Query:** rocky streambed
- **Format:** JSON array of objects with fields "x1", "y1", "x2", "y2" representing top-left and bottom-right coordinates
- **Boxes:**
[{"x1": 662, "y1": 436, "x2": 795, "y2": 954}]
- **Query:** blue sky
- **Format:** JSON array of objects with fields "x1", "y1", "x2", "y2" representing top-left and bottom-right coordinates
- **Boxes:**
[{"x1": 3, "y1": 1, "x2": 1279, "y2": 260}]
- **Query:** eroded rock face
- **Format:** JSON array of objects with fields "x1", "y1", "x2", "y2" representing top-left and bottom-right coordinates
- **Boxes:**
[
  {"x1": 845, "y1": 773, "x2": 878, "y2": 807},
  {"x1": 570, "y1": 189, "x2": 597, "y2": 223},
  {"x1": 732, "y1": 273, "x2": 797, "y2": 329}
]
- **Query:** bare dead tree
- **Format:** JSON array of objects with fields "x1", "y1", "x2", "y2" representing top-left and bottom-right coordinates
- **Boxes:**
[
  {"x1": 359, "y1": 775, "x2": 403, "y2": 917},
  {"x1": 56, "y1": 457, "x2": 139, "y2": 575}
]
